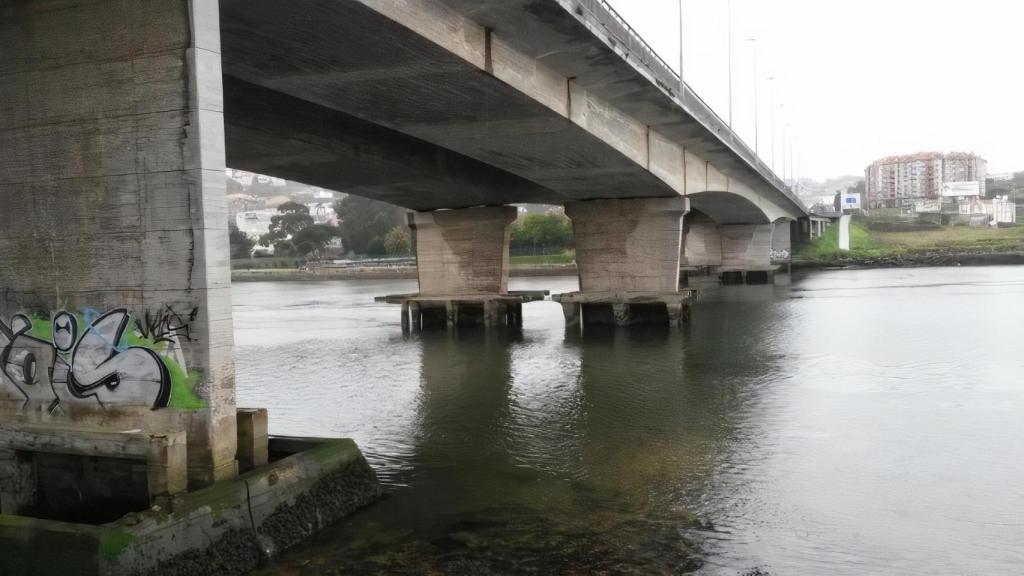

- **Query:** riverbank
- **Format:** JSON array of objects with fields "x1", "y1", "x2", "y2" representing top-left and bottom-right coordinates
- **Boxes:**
[
  {"x1": 232, "y1": 264, "x2": 578, "y2": 282},
  {"x1": 793, "y1": 218, "x2": 1024, "y2": 269}
]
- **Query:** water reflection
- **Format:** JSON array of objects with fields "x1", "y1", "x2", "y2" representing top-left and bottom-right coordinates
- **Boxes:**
[{"x1": 238, "y1": 270, "x2": 1024, "y2": 575}]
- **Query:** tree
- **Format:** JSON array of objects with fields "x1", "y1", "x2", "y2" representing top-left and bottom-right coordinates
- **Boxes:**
[
  {"x1": 334, "y1": 195, "x2": 407, "y2": 256},
  {"x1": 259, "y1": 201, "x2": 314, "y2": 256},
  {"x1": 292, "y1": 224, "x2": 342, "y2": 259},
  {"x1": 510, "y1": 212, "x2": 573, "y2": 254},
  {"x1": 228, "y1": 221, "x2": 256, "y2": 259},
  {"x1": 383, "y1": 226, "x2": 413, "y2": 256}
]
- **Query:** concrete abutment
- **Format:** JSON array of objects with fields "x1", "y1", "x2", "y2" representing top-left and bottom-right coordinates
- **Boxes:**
[
  {"x1": 0, "y1": 2, "x2": 379, "y2": 571},
  {"x1": 0, "y1": 0, "x2": 235, "y2": 493}
]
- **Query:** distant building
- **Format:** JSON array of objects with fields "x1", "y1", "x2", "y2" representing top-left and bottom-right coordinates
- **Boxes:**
[{"x1": 865, "y1": 152, "x2": 987, "y2": 209}]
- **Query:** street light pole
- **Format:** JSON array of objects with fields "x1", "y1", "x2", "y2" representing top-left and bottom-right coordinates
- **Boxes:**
[
  {"x1": 727, "y1": 0, "x2": 733, "y2": 127},
  {"x1": 768, "y1": 76, "x2": 776, "y2": 172},
  {"x1": 678, "y1": 0, "x2": 685, "y2": 95},
  {"x1": 747, "y1": 38, "x2": 758, "y2": 156}
]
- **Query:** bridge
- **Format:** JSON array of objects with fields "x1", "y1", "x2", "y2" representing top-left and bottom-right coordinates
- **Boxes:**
[{"x1": 0, "y1": 1, "x2": 807, "y2": 571}]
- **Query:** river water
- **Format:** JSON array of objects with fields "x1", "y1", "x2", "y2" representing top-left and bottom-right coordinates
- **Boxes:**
[{"x1": 236, "y1": 267, "x2": 1024, "y2": 575}]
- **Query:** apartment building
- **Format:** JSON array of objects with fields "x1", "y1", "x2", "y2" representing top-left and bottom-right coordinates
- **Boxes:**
[{"x1": 865, "y1": 152, "x2": 987, "y2": 208}]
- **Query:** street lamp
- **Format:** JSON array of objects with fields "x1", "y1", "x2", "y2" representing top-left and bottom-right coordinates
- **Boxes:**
[
  {"x1": 767, "y1": 76, "x2": 776, "y2": 172},
  {"x1": 746, "y1": 38, "x2": 758, "y2": 156},
  {"x1": 678, "y1": 0, "x2": 685, "y2": 94},
  {"x1": 727, "y1": 0, "x2": 733, "y2": 128}
]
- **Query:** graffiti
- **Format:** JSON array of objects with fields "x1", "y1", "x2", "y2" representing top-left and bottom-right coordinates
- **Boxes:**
[
  {"x1": 135, "y1": 305, "x2": 198, "y2": 344},
  {"x1": 0, "y1": 308, "x2": 205, "y2": 413},
  {"x1": 770, "y1": 248, "x2": 791, "y2": 263}
]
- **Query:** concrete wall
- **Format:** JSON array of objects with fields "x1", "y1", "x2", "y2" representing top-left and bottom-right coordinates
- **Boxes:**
[
  {"x1": 682, "y1": 222, "x2": 724, "y2": 267},
  {"x1": 771, "y1": 220, "x2": 793, "y2": 263},
  {"x1": 409, "y1": 206, "x2": 517, "y2": 295},
  {"x1": 719, "y1": 225, "x2": 775, "y2": 270},
  {"x1": 567, "y1": 198, "x2": 687, "y2": 293},
  {"x1": 0, "y1": 0, "x2": 236, "y2": 487}
]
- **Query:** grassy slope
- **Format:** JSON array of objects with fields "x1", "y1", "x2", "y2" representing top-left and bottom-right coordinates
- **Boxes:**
[
  {"x1": 510, "y1": 251, "x2": 576, "y2": 266},
  {"x1": 796, "y1": 219, "x2": 1024, "y2": 262}
]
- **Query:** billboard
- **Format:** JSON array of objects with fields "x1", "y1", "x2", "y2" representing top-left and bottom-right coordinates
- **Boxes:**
[
  {"x1": 841, "y1": 192, "x2": 862, "y2": 210},
  {"x1": 941, "y1": 181, "x2": 980, "y2": 197}
]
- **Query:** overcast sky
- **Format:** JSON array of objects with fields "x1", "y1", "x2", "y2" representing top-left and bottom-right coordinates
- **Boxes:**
[{"x1": 605, "y1": 0, "x2": 1023, "y2": 180}]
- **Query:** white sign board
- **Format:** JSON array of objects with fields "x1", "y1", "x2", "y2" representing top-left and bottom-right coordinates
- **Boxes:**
[
  {"x1": 941, "y1": 181, "x2": 980, "y2": 197},
  {"x1": 841, "y1": 193, "x2": 862, "y2": 210}
]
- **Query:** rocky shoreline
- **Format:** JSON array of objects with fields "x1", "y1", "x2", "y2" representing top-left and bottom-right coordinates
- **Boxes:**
[{"x1": 793, "y1": 250, "x2": 1024, "y2": 270}]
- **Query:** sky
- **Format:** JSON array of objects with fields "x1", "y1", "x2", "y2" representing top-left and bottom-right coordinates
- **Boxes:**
[{"x1": 605, "y1": 0, "x2": 1024, "y2": 180}]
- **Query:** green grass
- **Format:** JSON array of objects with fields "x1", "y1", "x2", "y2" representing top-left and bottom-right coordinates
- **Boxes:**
[
  {"x1": 510, "y1": 251, "x2": 575, "y2": 266},
  {"x1": 796, "y1": 218, "x2": 1024, "y2": 262}
]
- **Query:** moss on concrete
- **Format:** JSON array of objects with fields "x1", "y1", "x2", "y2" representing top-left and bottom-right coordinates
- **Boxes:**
[
  {"x1": 1, "y1": 439, "x2": 381, "y2": 576},
  {"x1": 100, "y1": 530, "x2": 136, "y2": 559}
]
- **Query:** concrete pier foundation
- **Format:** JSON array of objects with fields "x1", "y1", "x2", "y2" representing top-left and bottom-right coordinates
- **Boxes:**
[
  {"x1": 397, "y1": 206, "x2": 528, "y2": 331},
  {"x1": 553, "y1": 291, "x2": 696, "y2": 330},
  {"x1": 377, "y1": 292, "x2": 547, "y2": 332},
  {"x1": 561, "y1": 197, "x2": 691, "y2": 328}
]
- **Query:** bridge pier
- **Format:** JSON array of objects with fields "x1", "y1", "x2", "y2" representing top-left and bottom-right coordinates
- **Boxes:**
[
  {"x1": 400, "y1": 206, "x2": 528, "y2": 330},
  {"x1": 560, "y1": 197, "x2": 693, "y2": 328},
  {"x1": 1, "y1": 2, "x2": 378, "y2": 572},
  {"x1": 682, "y1": 221, "x2": 786, "y2": 285},
  {"x1": 1, "y1": 0, "x2": 237, "y2": 492}
]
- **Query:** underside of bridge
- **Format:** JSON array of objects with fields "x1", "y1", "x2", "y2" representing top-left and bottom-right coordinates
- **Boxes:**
[{"x1": 219, "y1": 0, "x2": 805, "y2": 299}]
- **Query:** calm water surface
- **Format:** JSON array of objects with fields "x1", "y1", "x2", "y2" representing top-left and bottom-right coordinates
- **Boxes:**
[{"x1": 235, "y1": 267, "x2": 1024, "y2": 575}]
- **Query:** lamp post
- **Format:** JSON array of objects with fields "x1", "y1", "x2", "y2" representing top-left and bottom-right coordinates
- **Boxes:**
[
  {"x1": 727, "y1": 0, "x2": 733, "y2": 127},
  {"x1": 747, "y1": 38, "x2": 758, "y2": 156},
  {"x1": 767, "y1": 76, "x2": 776, "y2": 172},
  {"x1": 678, "y1": 0, "x2": 685, "y2": 95}
]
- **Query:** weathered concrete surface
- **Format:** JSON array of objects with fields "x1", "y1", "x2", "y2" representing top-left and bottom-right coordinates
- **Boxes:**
[
  {"x1": 223, "y1": 77, "x2": 555, "y2": 210},
  {"x1": 0, "y1": 0, "x2": 236, "y2": 487},
  {"x1": 0, "y1": 423, "x2": 186, "y2": 522},
  {"x1": 719, "y1": 224, "x2": 775, "y2": 271},
  {"x1": 771, "y1": 220, "x2": 793, "y2": 264},
  {"x1": 397, "y1": 295, "x2": 530, "y2": 331},
  {"x1": 553, "y1": 291, "x2": 697, "y2": 329},
  {"x1": 682, "y1": 220, "x2": 724, "y2": 268},
  {"x1": 408, "y1": 206, "x2": 517, "y2": 296},
  {"x1": 0, "y1": 438, "x2": 381, "y2": 576},
  {"x1": 235, "y1": 408, "x2": 268, "y2": 474},
  {"x1": 567, "y1": 198, "x2": 688, "y2": 293},
  {"x1": 217, "y1": 0, "x2": 807, "y2": 221}
]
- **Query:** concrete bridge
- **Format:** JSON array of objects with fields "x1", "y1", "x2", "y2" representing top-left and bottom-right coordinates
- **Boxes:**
[{"x1": 0, "y1": 0, "x2": 806, "y2": 571}]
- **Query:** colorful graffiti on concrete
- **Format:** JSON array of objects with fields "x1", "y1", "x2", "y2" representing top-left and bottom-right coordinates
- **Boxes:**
[{"x1": 0, "y1": 307, "x2": 205, "y2": 412}]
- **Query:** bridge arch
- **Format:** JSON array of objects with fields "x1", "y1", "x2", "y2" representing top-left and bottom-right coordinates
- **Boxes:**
[{"x1": 687, "y1": 189, "x2": 791, "y2": 225}]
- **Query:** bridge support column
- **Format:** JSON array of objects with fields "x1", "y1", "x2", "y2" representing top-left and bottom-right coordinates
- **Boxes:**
[
  {"x1": 404, "y1": 206, "x2": 521, "y2": 330},
  {"x1": 718, "y1": 224, "x2": 775, "y2": 284},
  {"x1": 558, "y1": 198, "x2": 694, "y2": 328},
  {"x1": 0, "y1": 0, "x2": 238, "y2": 510}
]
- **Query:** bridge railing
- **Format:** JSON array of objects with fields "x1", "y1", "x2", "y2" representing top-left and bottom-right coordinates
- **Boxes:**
[{"x1": 571, "y1": 0, "x2": 794, "y2": 201}]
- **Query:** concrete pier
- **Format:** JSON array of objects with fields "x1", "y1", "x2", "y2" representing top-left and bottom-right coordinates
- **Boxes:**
[
  {"x1": 1, "y1": 0, "x2": 236, "y2": 494},
  {"x1": 408, "y1": 206, "x2": 518, "y2": 296},
  {"x1": 0, "y1": 2, "x2": 380, "y2": 571},
  {"x1": 682, "y1": 218, "x2": 788, "y2": 285},
  {"x1": 560, "y1": 198, "x2": 690, "y2": 327}
]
